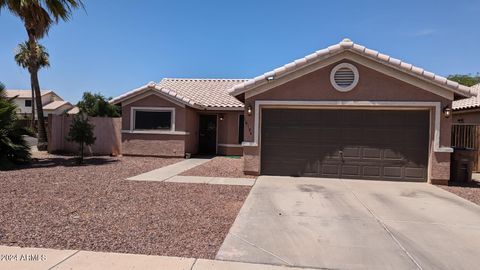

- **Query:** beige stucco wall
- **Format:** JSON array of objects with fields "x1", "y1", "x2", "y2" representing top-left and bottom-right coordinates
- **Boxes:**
[
  {"x1": 121, "y1": 94, "x2": 187, "y2": 157},
  {"x1": 453, "y1": 110, "x2": 480, "y2": 124},
  {"x1": 185, "y1": 107, "x2": 199, "y2": 154},
  {"x1": 120, "y1": 93, "x2": 244, "y2": 156},
  {"x1": 217, "y1": 111, "x2": 243, "y2": 145},
  {"x1": 242, "y1": 59, "x2": 453, "y2": 183}
]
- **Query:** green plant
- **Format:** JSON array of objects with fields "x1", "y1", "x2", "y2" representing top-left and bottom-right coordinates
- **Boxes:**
[
  {"x1": 77, "y1": 92, "x2": 121, "y2": 117},
  {"x1": 0, "y1": 82, "x2": 31, "y2": 169},
  {"x1": 67, "y1": 114, "x2": 96, "y2": 164},
  {"x1": 447, "y1": 73, "x2": 480, "y2": 87},
  {"x1": 0, "y1": 0, "x2": 84, "y2": 151},
  {"x1": 14, "y1": 41, "x2": 50, "y2": 129}
]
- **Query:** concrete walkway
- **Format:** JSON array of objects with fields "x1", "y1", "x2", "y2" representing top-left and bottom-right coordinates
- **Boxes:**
[
  {"x1": 166, "y1": 175, "x2": 255, "y2": 186},
  {"x1": 0, "y1": 245, "x2": 317, "y2": 270},
  {"x1": 217, "y1": 176, "x2": 480, "y2": 270},
  {"x1": 127, "y1": 158, "x2": 210, "y2": 181}
]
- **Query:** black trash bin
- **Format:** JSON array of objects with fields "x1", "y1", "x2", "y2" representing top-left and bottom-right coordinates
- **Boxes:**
[{"x1": 451, "y1": 148, "x2": 475, "y2": 183}]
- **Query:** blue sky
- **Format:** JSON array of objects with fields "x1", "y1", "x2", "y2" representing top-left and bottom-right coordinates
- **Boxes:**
[{"x1": 1, "y1": 0, "x2": 479, "y2": 103}]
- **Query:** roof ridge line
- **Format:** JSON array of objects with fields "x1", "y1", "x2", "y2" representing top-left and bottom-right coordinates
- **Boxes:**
[{"x1": 227, "y1": 38, "x2": 475, "y2": 98}]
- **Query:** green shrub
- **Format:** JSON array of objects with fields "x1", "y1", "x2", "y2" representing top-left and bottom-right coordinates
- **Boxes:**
[
  {"x1": 67, "y1": 114, "x2": 96, "y2": 164},
  {"x1": 0, "y1": 82, "x2": 31, "y2": 169}
]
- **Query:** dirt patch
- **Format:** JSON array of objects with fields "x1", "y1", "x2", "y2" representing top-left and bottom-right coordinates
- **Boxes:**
[
  {"x1": 438, "y1": 180, "x2": 480, "y2": 205},
  {"x1": 180, "y1": 156, "x2": 256, "y2": 179},
  {"x1": 0, "y1": 154, "x2": 251, "y2": 258}
]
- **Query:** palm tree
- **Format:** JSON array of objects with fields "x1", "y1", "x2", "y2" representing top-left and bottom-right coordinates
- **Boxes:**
[
  {"x1": 14, "y1": 41, "x2": 50, "y2": 130},
  {"x1": 0, "y1": 82, "x2": 31, "y2": 169},
  {"x1": 0, "y1": 0, "x2": 84, "y2": 150}
]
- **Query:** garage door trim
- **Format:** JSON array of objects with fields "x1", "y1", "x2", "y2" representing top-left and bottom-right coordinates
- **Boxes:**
[{"x1": 249, "y1": 100, "x2": 451, "y2": 154}]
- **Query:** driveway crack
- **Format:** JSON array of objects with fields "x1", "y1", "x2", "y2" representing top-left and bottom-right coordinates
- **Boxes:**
[
  {"x1": 340, "y1": 180, "x2": 423, "y2": 270},
  {"x1": 229, "y1": 232, "x2": 292, "y2": 266}
]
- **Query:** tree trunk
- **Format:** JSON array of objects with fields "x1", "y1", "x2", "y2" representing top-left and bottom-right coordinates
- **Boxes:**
[
  {"x1": 80, "y1": 142, "x2": 84, "y2": 163},
  {"x1": 30, "y1": 69, "x2": 48, "y2": 151},
  {"x1": 26, "y1": 32, "x2": 48, "y2": 151},
  {"x1": 30, "y1": 85, "x2": 35, "y2": 130}
]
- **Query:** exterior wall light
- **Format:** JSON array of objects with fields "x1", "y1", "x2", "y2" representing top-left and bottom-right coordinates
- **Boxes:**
[
  {"x1": 266, "y1": 75, "x2": 275, "y2": 81},
  {"x1": 219, "y1": 114, "x2": 224, "y2": 121},
  {"x1": 443, "y1": 106, "x2": 452, "y2": 118},
  {"x1": 247, "y1": 105, "x2": 252, "y2": 116}
]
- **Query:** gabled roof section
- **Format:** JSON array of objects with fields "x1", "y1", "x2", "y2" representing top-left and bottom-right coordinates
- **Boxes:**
[
  {"x1": 110, "y1": 78, "x2": 247, "y2": 109},
  {"x1": 228, "y1": 39, "x2": 475, "y2": 98},
  {"x1": 453, "y1": 83, "x2": 480, "y2": 111},
  {"x1": 43, "y1": 100, "x2": 71, "y2": 110},
  {"x1": 6, "y1": 89, "x2": 53, "y2": 98}
]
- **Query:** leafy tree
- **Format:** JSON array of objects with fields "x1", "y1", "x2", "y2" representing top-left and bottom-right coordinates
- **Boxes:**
[
  {"x1": 447, "y1": 73, "x2": 480, "y2": 87},
  {"x1": 0, "y1": 0, "x2": 84, "y2": 151},
  {"x1": 0, "y1": 82, "x2": 31, "y2": 169},
  {"x1": 14, "y1": 41, "x2": 50, "y2": 129},
  {"x1": 67, "y1": 114, "x2": 96, "y2": 163},
  {"x1": 77, "y1": 92, "x2": 121, "y2": 117}
]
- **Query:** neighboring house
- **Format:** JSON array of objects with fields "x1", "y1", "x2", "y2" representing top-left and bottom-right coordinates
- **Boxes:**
[
  {"x1": 452, "y1": 83, "x2": 480, "y2": 123},
  {"x1": 111, "y1": 39, "x2": 475, "y2": 184},
  {"x1": 6, "y1": 89, "x2": 74, "y2": 118}
]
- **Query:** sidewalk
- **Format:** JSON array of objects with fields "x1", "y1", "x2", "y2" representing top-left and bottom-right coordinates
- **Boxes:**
[
  {"x1": 0, "y1": 245, "x2": 317, "y2": 270},
  {"x1": 127, "y1": 158, "x2": 211, "y2": 182}
]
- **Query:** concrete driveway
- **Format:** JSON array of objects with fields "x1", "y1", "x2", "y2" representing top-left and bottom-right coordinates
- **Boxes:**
[{"x1": 216, "y1": 176, "x2": 480, "y2": 270}]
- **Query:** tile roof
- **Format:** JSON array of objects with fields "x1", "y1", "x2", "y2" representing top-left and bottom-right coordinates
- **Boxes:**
[
  {"x1": 228, "y1": 39, "x2": 476, "y2": 98},
  {"x1": 67, "y1": 106, "x2": 80, "y2": 114},
  {"x1": 43, "y1": 100, "x2": 71, "y2": 110},
  {"x1": 453, "y1": 83, "x2": 480, "y2": 110},
  {"x1": 6, "y1": 89, "x2": 52, "y2": 98},
  {"x1": 110, "y1": 78, "x2": 248, "y2": 109}
]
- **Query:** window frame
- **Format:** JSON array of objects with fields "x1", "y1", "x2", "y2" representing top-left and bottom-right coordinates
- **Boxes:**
[
  {"x1": 130, "y1": 107, "x2": 175, "y2": 132},
  {"x1": 24, "y1": 99, "x2": 32, "y2": 107}
]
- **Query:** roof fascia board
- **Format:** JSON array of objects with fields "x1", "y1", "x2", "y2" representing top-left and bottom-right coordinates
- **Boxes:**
[
  {"x1": 202, "y1": 107, "x2": 244, "y2": 111},
  {"x1": 244, "y1": 52, "x2": 344, "y2": 99},
  {"x1": 245, "y1": 51, "x2": 453, "y2": 100},
  {"x1": 121, "y1": 89, "x2": 187, "y2": 108},
  {"x1": 452, "y1": 107, "x2": 480, "y2": 114}
]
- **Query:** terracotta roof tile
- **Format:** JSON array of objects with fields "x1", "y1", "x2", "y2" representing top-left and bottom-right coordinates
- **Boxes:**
[
  {"x1": 110, "y1": 79, "x2": 248, "y2": 109},
  {"x1": 228, "y1": 39, "x2": 475, "y2": 98},
  {"x1": 43, "y1": 100, "x2": 71, "y2": 110},
  {"x1": 453, "y1": 83, "x2": 480, "y2": 110},
  {"x1": 5, "y1": 89, "x2": 52, "y2": 98}
]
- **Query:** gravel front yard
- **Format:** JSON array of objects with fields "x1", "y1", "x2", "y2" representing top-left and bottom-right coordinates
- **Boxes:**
[
  {"x1": 180, "y1": 156, "x2": 256, "y2": 179},
  {"x1": 0, "y1": 154, "x2": 251, "y2": 258},
  {"x1": 438, "y1": 180, "x2": 480, "y2": 205}
]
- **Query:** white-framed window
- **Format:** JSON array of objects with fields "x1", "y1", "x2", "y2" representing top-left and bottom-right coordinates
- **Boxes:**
[
  {"x1": 131, "y1": 107, "x2": 175, "y2": 131},
  {"x1": 330, "y1": 63, "x2": 359, "y2": 92}
]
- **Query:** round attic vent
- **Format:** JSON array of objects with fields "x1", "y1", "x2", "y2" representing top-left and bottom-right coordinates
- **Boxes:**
[{"x1": 330, "y1": 63, "x2": 359, "y2": 92}]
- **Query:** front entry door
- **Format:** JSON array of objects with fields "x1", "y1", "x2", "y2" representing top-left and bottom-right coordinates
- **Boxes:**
[{"x1": 199, "y1": 115, "x2": 217, "y2": 154}]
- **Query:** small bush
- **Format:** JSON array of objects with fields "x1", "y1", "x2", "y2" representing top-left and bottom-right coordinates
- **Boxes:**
[{"x1": 67, "y1": 114, "x2": 96, "y2": 164}]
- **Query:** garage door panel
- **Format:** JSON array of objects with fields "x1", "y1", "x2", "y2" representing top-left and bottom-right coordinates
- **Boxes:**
[
  {"x1": 404, "y1": 167, "x2": 426, "y2": 179},
  {"x1": 363, "y1": 148, "x2": 382, "y2": 159},
  {"x1": 321, "y1": 164, "x2": 340, "y2": 176},
  {"x1": 363, "y1": 166, "x2": 382, "y2": 178},
  {"x1": 261, "y1": 109, "x2": 429, "y2": 181}
]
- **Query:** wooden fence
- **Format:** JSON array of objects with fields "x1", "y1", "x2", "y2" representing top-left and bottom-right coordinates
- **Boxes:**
[
  {"x1": 452, "y1": 124, "x2": 479, "y2": 171},
  {"x1": 48, "y1": 115, "x2": 122, "y2": 156}
]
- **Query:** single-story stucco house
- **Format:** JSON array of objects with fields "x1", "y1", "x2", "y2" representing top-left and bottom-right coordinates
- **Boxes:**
[
  {"x1": 111, "y1": 39, "x2": 476, "y2": 184},
  {"x1": 453, "y1": 83, "x2": 480, "y2": 123}
]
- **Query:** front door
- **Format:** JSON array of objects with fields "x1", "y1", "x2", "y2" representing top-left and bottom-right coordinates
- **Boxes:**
[{"x1": 199, "y1": 115, "x2": 217, "y2": 154}]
